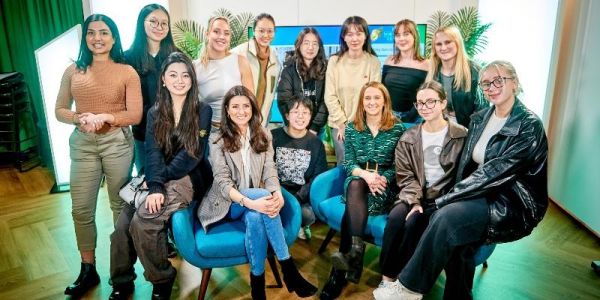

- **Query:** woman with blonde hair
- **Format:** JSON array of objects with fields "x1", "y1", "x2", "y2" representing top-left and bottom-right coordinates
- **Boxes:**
[
  {"x1": 426, "y1": 25, "x2": 487, "y2": 127},
  {"x1": 195, "y1": 16, "x2": 254, "y2": 129},
  {"x1": 382, "y1": 19, "x2": 429, "y2": 123},
  {"x1": 321, "y1": 82, "x2": 404, "y2": 299}
]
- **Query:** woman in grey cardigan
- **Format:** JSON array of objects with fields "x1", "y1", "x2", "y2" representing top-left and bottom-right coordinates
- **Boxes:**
[{"x1": 197, "y1": 86, "x2": 316, "y2": 299}]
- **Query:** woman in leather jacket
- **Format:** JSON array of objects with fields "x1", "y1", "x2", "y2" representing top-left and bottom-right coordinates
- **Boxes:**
[
  {"x1": 373, "y1": 81, "x2": 467, "y2": 300},
  {"x1": 394, "y1": 60, "x2": 548, "y2": 300}
]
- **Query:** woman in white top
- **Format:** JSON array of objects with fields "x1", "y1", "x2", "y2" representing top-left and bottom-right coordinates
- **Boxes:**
[
  {"x1": 324, "y1": 16, "x2": 381, "y2": 165},
  {"x1": 232, "y1": 13, "x2": 281, "y2": 126},
  {"x1": 195, "y1": 16, "x2": 253, "y2": 128}
]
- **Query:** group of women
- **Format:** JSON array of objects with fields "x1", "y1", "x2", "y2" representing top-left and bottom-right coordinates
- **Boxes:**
[{"x1": 55, "y1": 3, "x2": 549, "y2": 300}]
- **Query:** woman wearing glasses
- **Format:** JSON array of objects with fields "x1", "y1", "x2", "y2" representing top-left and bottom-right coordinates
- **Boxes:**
[
  {"x1": 324, "y1": 16, "x2": 381, "y2": 165},
  {"x1": 373, "y1": 80, "x2": 467, "y2": 299},
  {"x1": 232, "y1": 13, "x2": 280, "y2": 126},
  {"x1": 394, "y1": 61, "x2": 548, "y2": 299},
  {"x1": 195, "y1": 16, "x2": 254, "y2": 130},
  {"x1": 125, "y1": 4, "x2": 179, "y2": 172},
  {"x1": 427, "y1": 25, "x2": 488, "y2": 127},
  {"x1": 321, "y1": 82, "x2": 404, "y2": 299}
]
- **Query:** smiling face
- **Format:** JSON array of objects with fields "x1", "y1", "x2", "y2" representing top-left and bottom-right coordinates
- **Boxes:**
[
  {"x1": 144, "y1": 9, "x2": 169, "y2": 44},
  {"x1": 299, "y1": 32, "x2": 319, "y2": 62},
  {"x1": 480, "y1": 67, "x2": 517, "y2": 108},
  {"x1": 344, "y1": 25, "x2": 366, "y2": 52},
  {"x1": 395, "y1": 24, "x2": 414, "y2": 52},
  {"x1": 285, "y1": 102, "x2": 311, "y2": 132},
  {"x1": 415, "y1": 88, "x2": 447, "y2": 122},
  {"x1": 86, "y1": 21, "x2": 115, "y2": 56},
  {"x1": 227, "y1": 95, "x2": 253, "y2": 128},
  {"x1": 434, "y1": 32, "x2": 457, "y2": 63},
  {"x1": 162, "y1": 62, "x2": 192, "y2": 98},
  {"x1": 362, "y1": 87, "x2": 385, "y2": 117},
  {"x1": 254, "y1": 18, "x2": 275, "y2": 48},
  {"x1": 207, "y1": 18, "x2": 231, "y2": 53}
]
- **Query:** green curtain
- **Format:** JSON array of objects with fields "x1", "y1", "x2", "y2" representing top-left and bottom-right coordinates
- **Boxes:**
[{"x1": 0, "y1": 0, "x2": 83, "y2": 168}]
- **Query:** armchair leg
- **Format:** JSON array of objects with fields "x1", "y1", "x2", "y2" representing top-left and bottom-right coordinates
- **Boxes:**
[
  {"x1": 318, "y1": 228, "x2": 337, "y2": 254},
  {"x1": 267, "y1": 256, "x2": 283, "y2": 288},
  {"x1": 198, "y1": 268, "x2": 212, "y2": 300}
]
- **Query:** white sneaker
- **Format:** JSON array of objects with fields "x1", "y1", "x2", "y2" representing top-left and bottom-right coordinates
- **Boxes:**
[
  {"x1": 373, "y1": 279, "x2": 401, "y2": 300},
  {"x1": 398, "y1": 281, "x2": 423, "y2": 300},
  {"x1": 297, "y1": 227, "x2": 307, "y2": 240}
]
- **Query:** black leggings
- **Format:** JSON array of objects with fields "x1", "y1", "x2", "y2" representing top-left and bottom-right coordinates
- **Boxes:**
[
  {"x1": 379, "y1": 202, "x2": 430, "y2": 278},
  {"x1": 339, "y1": 178, "x2": 369, "y2": 253}
]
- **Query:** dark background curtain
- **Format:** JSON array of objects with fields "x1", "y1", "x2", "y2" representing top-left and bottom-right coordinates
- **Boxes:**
[{"x1": 0, "y1": 0, "x2": 83, "y2": 169}]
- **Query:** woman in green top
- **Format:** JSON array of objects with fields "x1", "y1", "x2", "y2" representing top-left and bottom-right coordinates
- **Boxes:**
[{"x1": 321, "y1": 82, "x2": 405, "y2": 299}]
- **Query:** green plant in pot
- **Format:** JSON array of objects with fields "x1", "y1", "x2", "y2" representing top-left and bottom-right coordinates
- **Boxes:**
[
  {"x1": 425, "y1": 6, "x2": 492, "y2": 59},
  {"x1": 172, "y1": 8, "x2": 254, "y2": 59}
]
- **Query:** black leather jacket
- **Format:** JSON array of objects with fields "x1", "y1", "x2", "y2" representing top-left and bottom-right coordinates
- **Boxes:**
[{"x1": 435, "y1": 99, "x2": 548, "y2": 243}]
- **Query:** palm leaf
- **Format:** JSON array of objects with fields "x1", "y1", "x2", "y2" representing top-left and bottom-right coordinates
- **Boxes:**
[
  {"x1": 172, "y1": 19, "x2": 205, "y2": 59},
  {"x1": 425, "y1": 11, "x2": 452, "y2": 57}
]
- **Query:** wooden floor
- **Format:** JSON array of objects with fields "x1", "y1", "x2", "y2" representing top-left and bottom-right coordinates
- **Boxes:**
[{"x1": 0, "y1": 166, "x2": 599, "y2": 300}]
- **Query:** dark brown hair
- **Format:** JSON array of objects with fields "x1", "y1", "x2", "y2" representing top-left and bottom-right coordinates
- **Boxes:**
[
  {"x1": 294, "y1": 27, "x2": 327, "y2": 81},
  {"x1": 218, "y1": 86, "x2": 269, "y2": 153},
  {"x1": 153, "y1": 52, "x2": 200, "y2": 159},
  {"x1": 353, "y1": 82, "x2": 397, "y2": 132},
  {"x1": 337, "y1": 16, "x2": 377, "y2": 57}
]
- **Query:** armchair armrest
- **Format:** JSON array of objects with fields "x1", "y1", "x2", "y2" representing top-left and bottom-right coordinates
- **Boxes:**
[
  {"x1": 280, "y1": 187, "x2": 301, "y2": 245},
  {"x1": 310, "y1": 166, "x2": 347, "y2": 221},
  {"x1": 171, "y1": 201, "x2": 201, "y2": 263}
]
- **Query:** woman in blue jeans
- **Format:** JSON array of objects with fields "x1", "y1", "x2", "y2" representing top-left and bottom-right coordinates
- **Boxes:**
[{"x1": 197, "y1": 85, "x2": 317, "y2": 299}]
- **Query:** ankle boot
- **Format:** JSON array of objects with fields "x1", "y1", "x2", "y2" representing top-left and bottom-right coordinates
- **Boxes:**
[
  {"x1": 279, "y1": 257, "x2": 317, "y2": 297},
  {"x1": 109, "y1": 281, "x2": 134, "y2": 300},
  {"x1": 64, "y1": 262, "x2": 100, "y2": 297},
  {"x1": 151, "y1": 277, "x2": 175, "y2": 300},
  {"x1": 319, "y1": 268, "x2": 347, "y2": 300},
  {"x1": 250, "y1": 273, "x2": 266, "y2": 300},
  {"x1": 345, "y1": 236, "x2": 365, "y2": 283}
]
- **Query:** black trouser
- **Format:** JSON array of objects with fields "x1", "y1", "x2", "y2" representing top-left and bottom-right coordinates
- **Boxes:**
[
  {"x1": 379, "y1": 202, "x2": 431, "y2": 278},
  {"x1": 399, "y1": 198, "x2": 488, "y2": 300},
  {"x1": 338, "y1": 178, "x2": 369, "y2": 253}
]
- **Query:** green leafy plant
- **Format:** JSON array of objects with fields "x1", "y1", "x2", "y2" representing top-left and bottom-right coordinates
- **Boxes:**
[
  {"x1": 172, "y1": 9, "x2": 254, "y2": 59},
  {"x1": 425, "y1": 6, "x2": 491, "y2": 58}
]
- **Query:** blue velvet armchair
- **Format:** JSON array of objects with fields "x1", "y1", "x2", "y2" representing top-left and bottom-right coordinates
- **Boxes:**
[{"x1": 171, "y1": 188, "x2": 301, "y2": 300}]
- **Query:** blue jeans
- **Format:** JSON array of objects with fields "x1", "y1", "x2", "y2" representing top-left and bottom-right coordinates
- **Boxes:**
[{"x1": 229, "y1": 188, "x2": 290, "y2": 276}]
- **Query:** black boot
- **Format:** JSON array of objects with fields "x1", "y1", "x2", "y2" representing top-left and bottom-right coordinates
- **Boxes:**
[
  {"x1": 279, "y1": 257, "x2": 317, "y2": 297},
  {"x1": 151, "y1": 277, "x2": 175, "y2": 300},
  {"x1": 64, "y1": 262, "x2": 100, "y2": 297},
  {"x1": 319, "y1": 268, "x2": 347, "y2": 300},
  {"x1": 344, "y1": 236, "x2": 365, "y2": 283},
  {"x1": 250, "y1": 273, "x2": 266, "y2": 300},
  {"x1": 109, "y1": 281, "x2": 134, "y2": 300}
]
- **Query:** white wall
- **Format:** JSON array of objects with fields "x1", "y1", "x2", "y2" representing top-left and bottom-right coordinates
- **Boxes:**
[{"x1": 168, "y1": 0, "x2": 478, "y2": 25}]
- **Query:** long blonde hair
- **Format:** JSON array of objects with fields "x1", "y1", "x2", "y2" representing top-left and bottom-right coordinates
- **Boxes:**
[
  {"x1": 426, "y1": 26, "x2": 472, "y2": 92},
  {"x1": 198, "y1": 16, "x2": 230, "y2": 67}
]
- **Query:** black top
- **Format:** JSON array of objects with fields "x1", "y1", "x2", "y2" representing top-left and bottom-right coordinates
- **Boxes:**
[
  {"x1": 382, "y1": 65, "x2": 427, "y2": 118},
  {"x1": 271, "y1": 127, "x2": 327, "y2": 203},
  {"x1": 145, "y1": 102, "x2": 213, "y2": 200},
  {"x1": 125, "y1": 51, "x2": 165, "y2": 141}
]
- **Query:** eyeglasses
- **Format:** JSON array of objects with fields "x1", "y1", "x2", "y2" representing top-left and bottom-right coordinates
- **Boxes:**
[
  {"x1": 480, "y1": 76, "x2": 513, "y2": 91},
  {"x1": 414, "y1": 99, "x2": 441, "y2": 109},
  {"x1": 147, "y1": 19, "x2": 169, "y2": 30},
  {"x1": 289, "y1": 110, "x2": 311, "y2": 117},
  {"x1": 255, "y1": 28, "x2": 275, "y2": 36}
]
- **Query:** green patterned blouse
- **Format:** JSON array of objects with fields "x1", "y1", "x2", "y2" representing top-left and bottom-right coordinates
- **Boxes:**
[{"x1": 343, "y1": 120, "x2": 405, "y2": 215}]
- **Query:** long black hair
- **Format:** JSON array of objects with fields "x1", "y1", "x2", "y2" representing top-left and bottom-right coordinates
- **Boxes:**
[
  {"x1": 75, "y1": 14, "x2": 125, "y2": 70},
  {"x1": 337, "y1": 16, "x2": 376, "y2": 57},
  {"x1": 153, "y1": 52, "x2": 200, "y2": 159},
  {"x1": 127, "y1": 4, "x2": 178, "y2": 75},
  {"x1": 294, "y1": 27, "x2": 327, "y2": 81}
]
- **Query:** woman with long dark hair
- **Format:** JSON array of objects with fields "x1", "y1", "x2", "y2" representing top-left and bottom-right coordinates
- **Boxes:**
[
  {"x1": 321, "y1": 82, "x2": 404, "y2": 299},
  {"x1": 373, "y1": 81, "x2": 467, "y2": 299},
  {"x1": 382, "y1": 19, "x2": 429, "y2": 123},
  {"x1": 324, "y1": 16, "x2": 381, "y2": 165},
  {"x1": 426, "y1": 25, "x2": 488, "y2": 127},
  {"x1": 109, "y1": 52, "x2": 212, "y2": 300},
  {"x1": 55, "y1": 14, "x2": 142, "y2": 298},
  {"x1": 125, "y1": 3, "x2": 179, "y2": 172},
  {"x1": 277, "y1": 27, "x2": 328, "y2": 134},
  {"x1": 232, "y1": 13, "x2": 280, "y2": 125},
  {"x1": 197, "y1": 86, "x2": 317, "y2": 299}
]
